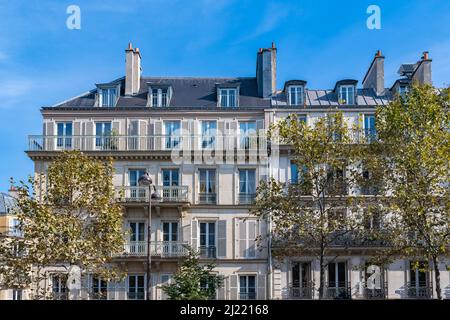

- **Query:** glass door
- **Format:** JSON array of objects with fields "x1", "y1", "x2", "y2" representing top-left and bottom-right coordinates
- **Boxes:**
[
  {"x1": 162, "y1": 222, "x2": 178, "y2": 256},
  {"x1": 56, "y1": 122, "x2": 73, "y2": 149}
]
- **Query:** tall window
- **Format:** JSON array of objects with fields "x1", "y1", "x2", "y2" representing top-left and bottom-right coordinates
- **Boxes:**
[
  {"x1": 239, "y1": 121, "x2": 257, "y2": 149},
  {"x1": 289, "y1": 86, "x2": 303, "y2": 105},
  {"x1": 128, "y1": 222, "x2": 145, "y2": 254},
  {"x1": 409, "y1": 262, "x2": 430, "y2": 298},
  {"x1": 339, "y1": 85, "x2": 355, "y2": 105},
  {"x1": 161, "y1": 88, "x2": 168, "y2": 107},
  {"x1": 162, "y1": 169, "x2": 179, "y2": 187},
  {"x1": 128, "y1": 275, "x2": 145, "y2": 300},
  {"x1": 129, "y1": 169, "x2": 146, "y2": 199},
  {"x1": 199, "y1": 222, "x2": 216, "y2": 258},
  {"x1": 163, "y1": 222, "x2": 178, "y2": 255},
  {"x1": 364, "y1": 114, "x2": 376, "y2": 142},
  {"x1": 100, "y1": 88, "x2": 117, "y2": 107},
  {"x1": 239, "y1": 275, "x2": 256, "y2": 300},
  {"x1": 238, "y1": 219, "x2": 257, "y2": 258},
  {"x1": 52, "y1": 274, "x2": 68, "y2": 300},
  {"x1": 164, "y1": 121, "x2": 181, "y2": 149},
  {"x1": 327, "y1": 262, "x2": 349, "y2": 299},
  {"x1": 239, "y1": 169, "x2": 256, "y2": 204},
  {"x1": 220, "y1": 88, "x2": 237, "y2": 107},
  {"x1": 56, "y1": 122, "x2": 73, "y2": 149},
  {"x1": 91, "y1": 277, "x2": 108, "y2": 300},
  {"x1": 152, "y1": 89, "x2": 158, "y2": 106},
  {"x1": 201, "y1": 121, "x2": 217, "y2": 149},
  {"x1": 292, "y1": 262, "x2": 312, "y2": 299},
  {"x1": 151, "y1": 88, "x2": 169, "y2": 107},
  {"x1": 95, "y1": 122, "x2": 112, "y2": 149},
  {"x1": 199, "y1": 169, "x2": 216, "y2": 204},
  {"x1": 12, "y1": 290, "x2": 22, "y2": 300}
]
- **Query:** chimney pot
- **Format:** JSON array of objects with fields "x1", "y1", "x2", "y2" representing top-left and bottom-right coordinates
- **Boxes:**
[
  {"x1": 127, "y1": 42, "x2": 133, "y2": 51},
  {"x1": 422, "y1": 51, "x2": 429, "y2": 60},
  {"x1": 272, "y1": 41, "x2": 276, "y2": 49},
  {"x1": 376, "y1": 50, "x2": 382, "y2": 57}
]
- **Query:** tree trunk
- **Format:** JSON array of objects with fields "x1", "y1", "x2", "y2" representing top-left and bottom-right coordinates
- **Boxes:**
[
  {"x1": 432, "y1": 255, "x2": 442, "y2": 300},
  {"x1": 318, "y1": 252, "x2": 325, "y2": 299}
]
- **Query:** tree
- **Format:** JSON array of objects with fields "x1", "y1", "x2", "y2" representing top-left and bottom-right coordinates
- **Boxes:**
[
  {"x1": 375, "y1": 84, "x2": 450, "y2": 299},
  {"x1": 253, "y1": 112, "x2": 371, "y2": 299},
  {"x1": 0, "y1": 150, "x2": 125, "y2": 299},
  {"x1": 162, "y1": 249, "x2": 223, "y2": 300}
]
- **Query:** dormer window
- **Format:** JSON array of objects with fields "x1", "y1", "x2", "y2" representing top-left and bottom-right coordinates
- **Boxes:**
[
  {"x1": 398, "y1": 85, "x2": 410, "y2": 97},
  {"x1": 339, "y1": 85, "x2": 355, "y2": 105},
  {"x1": 288, "y1": 86, "x2": 304, "y2": 105},
  {"x1": 99, "y1": 87, "x2": 117, "y2": 107},
  {"x1": 150, "y1": 87, "x2": 171, "y2": 107},
  {"x1": 219, "y1": 88, "x2": 237, "y2": 107}
]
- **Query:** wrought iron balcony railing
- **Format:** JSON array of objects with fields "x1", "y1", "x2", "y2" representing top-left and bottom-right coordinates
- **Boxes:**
[
  {"x1": 115, "y1": 186, "x2": 189, "y2": 203},
  {"x1": 325, "y1": 283, "x2": 352, "y2": 299},
  {"x1": 198, "y1": 192, "x2": 217, "y2": 204},
  {"x1": 27, "y1": 135, "x2": 268, "y2": 152},
  {"x1": 406, "y1": 283, "x2": 433, "y2": 299},
  {"x1": 238, "y1": 193, "x2": 256, "y2": 205},
  {"x1": 289, "y1": 284, "x2": 314, "y2": 299},
  {"x1": 363, "y1": 283, "x2": 388, "y2": 299},
  {"x1": 119, "y1": 241, "x2": 189, "y2": 258},
  {"x1": 199, "y1": 245, "x2": 216, "y2": 259}
]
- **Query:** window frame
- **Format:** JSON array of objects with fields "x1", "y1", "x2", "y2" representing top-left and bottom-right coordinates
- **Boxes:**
[
  {"x1": 99, "y1": 87, "x2": 118, "y2": 107},
  {"x1": 238, "y1": 275, "x2": 257, "y2": 300},
  {"x1": 219, "y1": 88, "x2": 238, "y2": 108},
  {"x1": 339, "y1": 85, "x2": 355, "y2": 105},
  {"x1": 288, "y1": 85, "x2": 304, "y2": 106}
]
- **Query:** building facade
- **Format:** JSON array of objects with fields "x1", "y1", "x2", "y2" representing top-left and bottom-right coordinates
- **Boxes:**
[{"x1": 21, "y1": 44, "x2": 449, "y2": 300}]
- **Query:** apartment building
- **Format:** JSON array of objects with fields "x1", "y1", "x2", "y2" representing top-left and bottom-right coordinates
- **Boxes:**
[{"x1": 24, "y1": 44, "x2": 449, "y2": 300}]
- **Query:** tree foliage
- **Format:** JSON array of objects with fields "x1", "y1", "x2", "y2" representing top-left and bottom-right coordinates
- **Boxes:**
[
  {"x1": 162, "y1": 249, "x2": 223, "y2": 300},
  {"x1": 0, "y1": 151, "x2": 125, "y2": 299}
]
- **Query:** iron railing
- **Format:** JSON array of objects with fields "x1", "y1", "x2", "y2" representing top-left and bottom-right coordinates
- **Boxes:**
[
  {"x1": 289, "y1": 284, "x2": 314, "y2": 299},
  {"x1": 363, "y1": 283, "x2": 388, "y2": 299},
  {"x1": 325, "y1": 283, "x2": 352, "y2": 299},
  {"x1": 27, "y1": 135, "x2": 268, "y2": 152},
  {"x1": 199, "y1": 246, "x2": 216, "y2": 259},
  {"x1": 120, "y1": 241, "x2": 189, "y2": 258},
  {"x1": 406, "y1": 283, "x2": 433, "y2": 299},
  {"x1": 238, "y1": 193, "x2": 256, "y2": 205},
  {"x1": 198, "y1": 193, "x2": 217, "y2": 204},
  {"x1": 115, "y1": 186, "x2": 189, "y2": 203}
]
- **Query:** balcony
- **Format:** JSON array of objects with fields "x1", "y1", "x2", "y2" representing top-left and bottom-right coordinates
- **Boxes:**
[
  {"x1": 198, "y1": 193, "x2": 216, "y2": 205},
  {"x1": 27, "y1": 135, "x2": 268, "y2": 152},
  {"x1": 363, "y1": 284, "x2": 388, "y2": 299},
  {"x1": 289, "y1": 284, "x2": 314, "y2": 299},
  {"x1": 238, "y1": 193, "x2": 256, "y2": 205},
  {"x1": 406, "y1": 283, "x2": 433, "y2": 299},
  {"x1": 120, "y1": 241, "x2": 189, "y2": 258},
  {"x1": 199, "y1": 246, "x2": 216, "y2": 259},
  {"x1": 325, "y1": 283, "x2": 351, "y2": 299},
  {"x1": 115, "y1": 186, "x2": 189, "y2": 203}
]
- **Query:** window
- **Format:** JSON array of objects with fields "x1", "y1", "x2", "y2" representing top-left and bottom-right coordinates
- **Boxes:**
[
  {"x1": 95, "y1": 122, "x2": 112, "y2": 149},
  {"x1": 56, "y1": 122, "x2": 73, "y2": 149},
  {"x1": 162, "y1": 222, "x2": 178, "y2": 256},
  {"x1": 12, "y1": 289, "x2": 23, "y2": 300},
  {"x1": 91, "y1": 277, "x2": 108, "y2": 300},
  {"x1": 339, "y1": 85, "x2": 355, "y2": 105},
  {"x1": 364, "y1": 114, "x2": 376, "y2": 142},
  {"x1": 239, "y1": 121, "x2": 257, "y2": 149},
  {"x1": 199, "y1": 222, "x2": 216, "y2": 258},
  {"x1": 160, "y1": 275, "x2": 172, "y2": 300},
  {"x1": 220, "y1": 88, "x2": 237, "y2": 107},
  {"x1": 129, "y1": 169, "x2": 146, "y2": 200},
  {"x1": 151, "y1": 88, "x2": 170, "y2": 107},
  {"x1": 52, "y1": 274, "x2": 68, "y2": 300},
  {"x1": 239, "y1": 275, "x2": 256, "y2": 300},
  {"x1": 128, "y1": 275, "x2": 145, "y2": 300},
  {"x1": 291, "y1": 262, "x2": 312, "y2": 299},
  {"x1": 327, "y1": 262, "x2": 349, "y2": 299},
  {"x1": 164, "y1": 121, "x2": 181, "y2": 149},
  {"x1": 289, "y1": 86, "x2": 304, "y2": 105},
  {"x1": 201, "y1": 121, "x2": 217, "y2": 149},
  {"x1": 238, "y1": 219, "x2": 257, "y2": 258},
  {"x1": 290, "y1": 162, "x2": 299, "y2": 184},
  {"x1": 162, "y1": 169, "x2": 179, "y2": 187},
  {"x1": 100, "y1": 88, "x2": 117, "y2": 107},
  {"x1": 363, "y1": 209, "x2": 381, "y2": 231},
  {"x1": 199, "y1": 169, "x2": 216, "y2": 204},
  {"x1": 399, "y1": 85, "x2": 410, "y2": 97},
  {"x1": 239, "y1": 169, "x2": 256, "y2": 204},
  {"x1": 409, "y1": 262, "x2": 430, "y2": 298},
  {"x1": 297, "y1": 115, "x2": 307, "y2": 124},
  {"x1": 128, "y1": 222, "x2": 145, "y2": 255}
]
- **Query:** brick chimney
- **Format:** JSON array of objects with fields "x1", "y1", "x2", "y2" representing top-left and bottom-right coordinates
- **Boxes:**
[
  {"x1": 125, "y1": 42, "x2": 142, "y2": 96},
  {"x1": 256, "y1": 43, "x2": 277, "y2": 98},
  {"x1": 362, "y1": 50, "x2": 385, "y2": 96},
  {"x1": 412, "y1": 51, "x2": 432, "y2": 85}
]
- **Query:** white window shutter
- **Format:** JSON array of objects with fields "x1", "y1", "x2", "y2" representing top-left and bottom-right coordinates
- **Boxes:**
[
  {"x1": 139, "y1": 120, "x2": 147, "y2": 151},
  {"x1": 239, "y1": 219, "x2": 247, "y2": 258},
  {"x1": 73, "y1": 121, "x2": 81, "y2": 150},
  {"x1": 217, "y1": 120, "x2": 225, "y2": 151},
  {"x1": 154, "y1": 120, "x2": 163, "y2": 150},
  {"x1": 248, "y1": 220, "x2": 257, "y2": 258},
  {"x1": 229, "y1": 275, "x2": 238, "y2": 300},
  {"x1": 44, "y1": 121, "x2": 55, "y2": 151},
  {"x1": 191, "y1": 219, "x2": 198, "y2": 253},
  {"x1": 257, "y1": 274, "x2": 266, "y2": 300},
  {"x1": 217, "y1": 220, "x2": 227, "y2": 258},
  {"x1": 217, "y1": 276, "x2": 226, "y2": 300},
  {"x1": 181, "y1": 120, "x2": 190, "y2": 150},
  {"x1": 112, "y1": 120, "x2": 122, "y2": 150},
  {"x1": 233, "y1": 218, "x2": 239, "y2": 259},
  {"x1": 182, "y1": 223, "x2": 191, "y2": 243}
]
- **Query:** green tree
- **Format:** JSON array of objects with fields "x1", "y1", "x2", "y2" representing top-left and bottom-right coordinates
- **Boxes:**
[
  {"x1": 162, "y1": 249, "x2": 223, "y2": 300},
  {"x1": 375, "y1": 84, "x2": 450, "y2": 299},
  {"x1": 253, "y1": 113, "x2": 371, "y2": 299},
  {"x1": 0, "y1": 150, "x2": 125, "y2": 299}
]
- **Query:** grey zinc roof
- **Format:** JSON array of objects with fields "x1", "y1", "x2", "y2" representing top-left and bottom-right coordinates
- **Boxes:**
[
  {"x1": 50, "y1": 77, "x2": 271, "y2": 109},
  {"x1": 0, "y1": 193, "x2": 17, "y2": 215}
]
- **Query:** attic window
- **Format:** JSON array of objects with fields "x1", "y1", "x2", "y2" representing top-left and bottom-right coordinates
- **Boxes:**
[
  {"x1": 100, "y1": 88, "x2": 117, "y2": 107},
  {"x1": 151, "y1": 87, "x2": 170, "y2": 107},
  {"x1": 219, "y1": 88, "x2": 237, "y2": 107},
  {"x1": 288, "y1": 86, "x2": 304, "y2": 105},
  {"x1": 339, "y1": 85, "x2": 355, "y2": 105}
]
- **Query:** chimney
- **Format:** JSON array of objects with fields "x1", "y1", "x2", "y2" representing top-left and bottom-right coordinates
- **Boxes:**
[
  {"x1": 8, "y1": 186, "x2": 18, "y2": 199},
  {"x1": 256, "y1": 43, "x2": 277, "y2": 98},
  {"x1": 125, "y1": 42, "x2": 142, "y2": 95},
  {"x1": 362, "y1": 50, "x2": 385, "y2": 96},
  {"x1": 412, "y1": 51, "x2": 432, "y2": 85}
]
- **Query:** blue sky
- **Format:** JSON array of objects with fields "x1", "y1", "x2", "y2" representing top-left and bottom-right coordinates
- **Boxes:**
[{"x1": 0, "y1": 0, "x2": 449, "y2": 191}]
